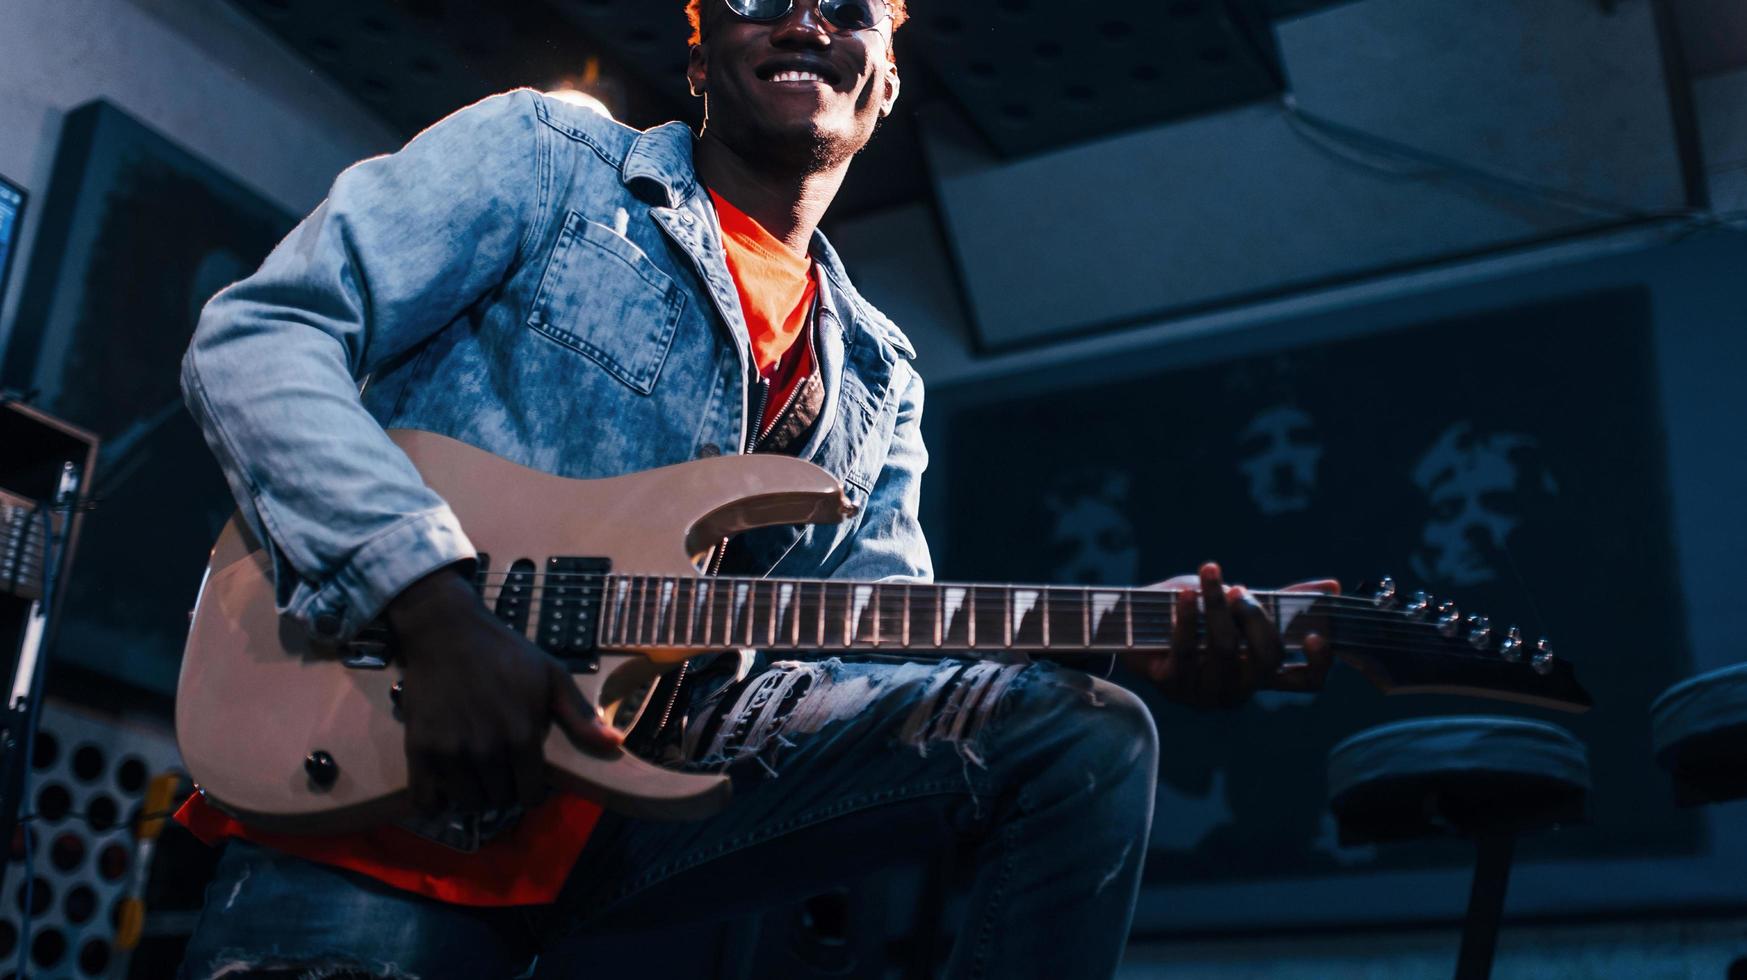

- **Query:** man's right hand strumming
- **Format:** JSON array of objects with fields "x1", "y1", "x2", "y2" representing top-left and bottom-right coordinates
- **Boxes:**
[{"x1": 384, "y1": 565, "x2": 624, "y2": 816}]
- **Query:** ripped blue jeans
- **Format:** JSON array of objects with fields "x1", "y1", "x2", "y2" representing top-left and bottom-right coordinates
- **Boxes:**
[{"x1": 179, "y1": 658, "x2": 1159, "y2": 979}]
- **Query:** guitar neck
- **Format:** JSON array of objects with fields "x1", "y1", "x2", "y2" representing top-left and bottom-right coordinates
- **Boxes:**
[{"x1": 586, "y1": 574, "x2": 1310, "y2": 655}]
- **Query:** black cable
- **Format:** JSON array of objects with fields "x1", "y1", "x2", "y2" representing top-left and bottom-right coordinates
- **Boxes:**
[
  {"x1": 16, "y1": 505, "x2": 55, "y2": 980},
  {"x1": 1277, "y1": 93, "x2": 1747, "y2": 238}
]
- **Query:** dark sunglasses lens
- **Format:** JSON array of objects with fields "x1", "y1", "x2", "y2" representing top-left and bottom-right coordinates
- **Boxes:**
[
  {"x1": 726, "y1": 0, "x2": 793, "y2": 21},
  {"x1": 820, "y1": 0, "x2": 885, "y2": 29}
]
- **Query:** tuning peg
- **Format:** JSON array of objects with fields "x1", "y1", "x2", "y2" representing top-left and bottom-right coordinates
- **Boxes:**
[
  {"x1": 1532, "y1": 638, "x2": 1557, "y2": 676},
  {"x1": 1499, "y1": 626, "x2": 1525, "y2": 662},
  {"x1": 1372, "y1": 577, "x2": 1399, "y2": 609},
  {"x1": 1466, "y1": 615, "x2": 1492, "y2": 649},
  {"x1": 1404, "y1": 591, "x2": 1433, "y2": 621},
  {"x1": 1436, "y1": 602, "x2": 1462, "y2": 637}
]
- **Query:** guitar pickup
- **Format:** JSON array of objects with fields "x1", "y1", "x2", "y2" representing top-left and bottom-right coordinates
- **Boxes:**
[
  {"x1": 494, "y1": 558, "x2": 537, "y2": 635},
  {"x1": 538, "y1": 557, "x2": 611, "y2": 671}
]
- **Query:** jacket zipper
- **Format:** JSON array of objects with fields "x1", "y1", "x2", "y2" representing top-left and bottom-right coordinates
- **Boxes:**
[{"x1": 650, "y1": 377, "x2": 772, "y2": 739}]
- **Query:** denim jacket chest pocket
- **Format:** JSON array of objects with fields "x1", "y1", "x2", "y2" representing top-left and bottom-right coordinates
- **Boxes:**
[{"x1": 527, "y1": 211, "x2": 685, "y2": 395}]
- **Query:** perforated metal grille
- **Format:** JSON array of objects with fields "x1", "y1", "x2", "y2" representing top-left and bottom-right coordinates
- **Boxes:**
[{"x1": 0, "y1": 702, "x2": 180, "y2": 979}]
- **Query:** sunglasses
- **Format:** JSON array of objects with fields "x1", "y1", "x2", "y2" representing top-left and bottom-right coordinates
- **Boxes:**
[{"x1": 722, "y1": 0, "x2": 891, "y2": 33}]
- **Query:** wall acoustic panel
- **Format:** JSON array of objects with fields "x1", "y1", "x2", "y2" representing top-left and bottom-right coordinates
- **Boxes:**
[{"x1": 929, "y1": 0, "x2": 1689, "y2": 350}]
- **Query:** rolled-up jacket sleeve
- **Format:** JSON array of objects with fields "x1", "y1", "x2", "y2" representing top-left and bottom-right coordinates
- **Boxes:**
[
  {"x1": 827, "y1": 361, "x2": 935, "y2": 584},
  {"x1": 181, "y1": 90, "x2": 550, "y2": 641}
]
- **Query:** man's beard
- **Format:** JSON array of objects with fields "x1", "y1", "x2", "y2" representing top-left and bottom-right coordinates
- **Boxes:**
[{"x1": 710, "y1": 77, "x2": 880, "y2": 175}]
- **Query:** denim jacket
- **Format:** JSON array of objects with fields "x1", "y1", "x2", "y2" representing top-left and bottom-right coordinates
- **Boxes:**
[{"x1": 182, "y1": 89, "x2": 932, "y2": 644}]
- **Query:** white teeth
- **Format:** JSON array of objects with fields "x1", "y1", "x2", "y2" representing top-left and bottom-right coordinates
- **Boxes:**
[{"x1": 770, "y1": 70, "x2": 826, "y2": 83}]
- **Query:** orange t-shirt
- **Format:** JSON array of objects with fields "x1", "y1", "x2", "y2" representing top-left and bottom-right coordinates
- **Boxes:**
[
  {"x1": 709, "y1": 188, "x2": 817, "y2": 436},
  {"x1": 175, "y1": 790, "x2": 601, "y2": 907},
  {"x1": 175, "y1": 194, "x2": 822, "y2": 908}
]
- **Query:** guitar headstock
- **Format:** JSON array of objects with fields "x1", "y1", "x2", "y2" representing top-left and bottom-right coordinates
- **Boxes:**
[{"x1": 1314, "y1": 577, "x2": 1592, "y2": 713}]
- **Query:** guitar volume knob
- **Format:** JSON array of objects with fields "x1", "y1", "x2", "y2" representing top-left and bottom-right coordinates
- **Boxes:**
[{"x1": 305, "y1": 750, "x2": 339, "y2": 790}]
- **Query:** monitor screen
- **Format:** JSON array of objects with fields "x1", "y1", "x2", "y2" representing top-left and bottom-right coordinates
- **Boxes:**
[{"x1": 0, "y1": 175, "x2": 23, "y2": 307}]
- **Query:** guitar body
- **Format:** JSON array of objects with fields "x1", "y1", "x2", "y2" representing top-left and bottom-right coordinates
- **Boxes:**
[{"x1": 176, "y1": 429, "x2": 856, "y2": 834}]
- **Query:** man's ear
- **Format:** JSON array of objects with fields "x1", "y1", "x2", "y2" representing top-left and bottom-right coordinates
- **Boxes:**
[
  {"x1": 879, "y1": 61, "x2": 902, "y2": 117},
  {"x1": 687, "y1": 43, "x2": 708, "y2": 98}
]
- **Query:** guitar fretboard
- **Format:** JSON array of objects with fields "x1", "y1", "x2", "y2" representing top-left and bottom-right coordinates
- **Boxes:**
[{"x1": 580, "y1": 574, "x2": 1306, "y2": 654}]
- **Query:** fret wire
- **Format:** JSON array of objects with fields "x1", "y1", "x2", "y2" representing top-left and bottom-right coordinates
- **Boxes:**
[
  {"x1": 667, "y1": 576, "x2": 681, "y2": 646},
  {"x1": 635, "y1": 575, "x2": 648, "y2": 646},
  {"x1": 871, "y1": 583, "x2": 882, "y2": 648},
  {"x1": 1082, "y1": 588, "x2": 1092, "y2": 648},
  {"x1": 815, "y1": 581, "x2": 827, "y2": 649},
  {"x1": 747, "y1": 580, "x2": 759, "y2": 648},
  {"x1": 840, "y1": 582, "x2": 853, "y2": 649},
  {"x1": 703, "y1": 579, "x2": 717, "y2": 649},
  {"x1": 593, "y1": 585, "x2": 608, "y2": 648},
  {"x1": 725, "y1": 578, "x2": 739, "y2": 649},
  {"x1": 622, "y1": 576, "x2": 633, "y2": 646},
  {"x1": 1041, "y1": 588, "x2": 1050, "y2": 648},
  {"x1": 604, "y1": 576, "x2": 618, "y2": 645},
  {"x1": 630, "y1": 576, "x2": 645, "y2": 646},
  {"x1": 766, "y1": 580, "x2": 779, "y2": 649},
  {"x1": 658, "y1": 576, "x2": 673, "y2": 647},
  {"x1": 718, "y1": 578, "x2": 734, "y2": 649},
  {"x1": 682, "y1": 578, "x2": 695, "y2": 647},
  {"x1": 1006, "y1": 583, "x2": 1020, "y2": 646},
  {"x1": 740, "y1": 581, "x2": 755, "y2": 648},
  {"x1": 1125, "y1": 594, "x2": 1134, "y2": 649},
  {"x1": 720, "y1": 579, "x2": 732, "y2": 649},
  {"x1": 611, "y1": 575, "x2": 624, "y2": 645},
  {"x1": 934, "y1": 587, "x2": 944, "y2": 649},
  {"x1": 967, "y1": 588, "x2": 977, "y2": 648},
  {"x1": 662, "y1": 578, "x2": 677, "y2": 646},
  {"x1": 901, "y1": 584, "x2": 912, "y2": 648},
  {"x1": 604, "y1": 577, "x2": 620, "y2": 644}
]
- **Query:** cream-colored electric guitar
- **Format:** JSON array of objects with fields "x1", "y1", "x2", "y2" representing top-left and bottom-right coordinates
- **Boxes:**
[{"x1": 175, "y1": 430, "x2": 1591, "y2": 835}]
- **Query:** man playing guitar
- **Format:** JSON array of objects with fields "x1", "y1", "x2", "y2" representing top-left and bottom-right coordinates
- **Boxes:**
[{"x1": 175, "y1": 1, "x2": 1334, "y2": 976}]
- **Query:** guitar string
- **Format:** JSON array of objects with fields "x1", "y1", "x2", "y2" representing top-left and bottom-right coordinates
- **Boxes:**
[
  {"x1": 467, "y1": 576, "x2": 1518, "y2": 635},
  {"x1": 465, "y1": 581, "x2": 1542, "y2": 660},
  {"x1": 465, "y1": 576, "x2": 1530, "y2": 635},
  {"x1": 470, "y1": 569, "x2": 1468, "y2": 616}
]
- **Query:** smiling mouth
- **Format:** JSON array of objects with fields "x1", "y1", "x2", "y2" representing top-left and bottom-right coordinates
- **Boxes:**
[{"x1": 768, "y1": 70, "x2": 830, "y2": 85}]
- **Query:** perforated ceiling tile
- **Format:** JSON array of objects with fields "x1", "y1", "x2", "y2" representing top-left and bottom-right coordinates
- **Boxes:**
[
  {"x1": 907, "y1": 0, "x2": 1286, "y2": 157},
  {"x1": 225, "y1": 0, "x2": 1745, "y2": 212},
  {"x1": 230, "y1": 0, "x2": 688, "y2": 135}
]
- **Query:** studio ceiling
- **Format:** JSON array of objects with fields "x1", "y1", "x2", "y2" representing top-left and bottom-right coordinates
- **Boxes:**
[
  {"x1": 226, "y1": 0, "x2": 1745, "y2": 221},
  {"x1": 225, "y1": 0, "x2": 1350, "y2": 219}
]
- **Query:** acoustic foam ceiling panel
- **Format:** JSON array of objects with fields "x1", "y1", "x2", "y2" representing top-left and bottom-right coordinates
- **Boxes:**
[
  {"x1": 904, "y1": 0, "x2": 1286, "y2": 158},
  {"x1": 925, "y1": 0, "x2": 1691, "y2": 350}
]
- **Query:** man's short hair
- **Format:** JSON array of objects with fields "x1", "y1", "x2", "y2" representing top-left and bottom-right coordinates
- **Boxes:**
[{"x1": 686, "y1": 0, "x2": 910, "y2": 48}]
